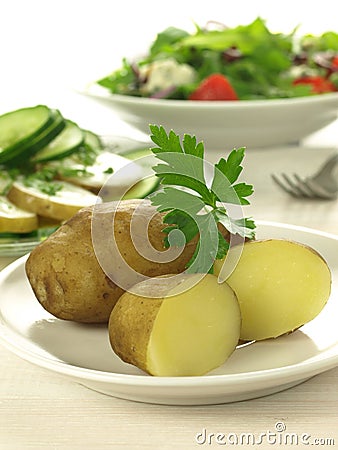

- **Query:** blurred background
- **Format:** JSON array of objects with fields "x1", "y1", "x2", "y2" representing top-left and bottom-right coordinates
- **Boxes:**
[{"x1": 1, "y1": 0, "x2": 337, "y2": 138}]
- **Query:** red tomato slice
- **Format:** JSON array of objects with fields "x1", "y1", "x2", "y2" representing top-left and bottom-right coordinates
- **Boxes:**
[
  {"x1": 189, "y1": 74, "x2": 238, "y2": 101},
  {"x1": 293, "y1": 75, "x2": 337, "y2": 94}
]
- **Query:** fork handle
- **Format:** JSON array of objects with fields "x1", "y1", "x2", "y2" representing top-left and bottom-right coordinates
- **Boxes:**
[{"x1": 315, "y1": 152, "x2": 338, "y2": 176}]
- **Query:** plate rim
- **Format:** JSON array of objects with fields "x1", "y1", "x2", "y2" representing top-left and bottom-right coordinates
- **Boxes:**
[
  {"x1": 81, "y1": 83, "x2": 338, "y2": 109},
  {"x1": 0, "y1": 220, "x2": 338, "y2": 389}
]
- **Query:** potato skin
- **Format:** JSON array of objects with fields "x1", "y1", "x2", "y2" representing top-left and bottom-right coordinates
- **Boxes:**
[
  {"x1": 109, "y1": 287, "x2": 163, "y2": 372},
  {"x1": 26, "y1": 199, "x2": 208, "y2": 323},
  {"x1": 109, "y1": 274, "x2": 241, "y2": 376},
  {"x1": 25, "y1": 207, "x2": 123, "y2": 323},
  {"x1": 109, "y1": 275, "x2": 181, "y2": 371}
]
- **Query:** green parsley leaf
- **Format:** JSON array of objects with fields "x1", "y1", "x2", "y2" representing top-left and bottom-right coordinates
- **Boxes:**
[
  {"x1": 215, "y1": 209, "x2": 256, "y2": 239},
  {"x1": 150, "y1": 125, "x2": 214, "y2": 204},
  {"x1": 149, "y1": 125, "x2": 255, "y2": 273},
  {"x1": 150, "y1": 187, "x2": 206, "y2": 248},
  {"x1": 213, "y1": 147, "x2": 245, "y2": 184},
  {"x1": 211, "y1": 148, "x2": 254, "y2": 205},
  {"x1": 216, "y1": 231, "x2": 230, "y2": 260},
  {"x1": 183, "y1": 213, "x2": 219, "y2": 274}
]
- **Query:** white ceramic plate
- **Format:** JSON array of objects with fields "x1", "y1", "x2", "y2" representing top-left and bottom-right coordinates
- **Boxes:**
[
  {"x1": 79, "y1": 84, "x2": 338, "y2": 149},
  {"x1": 0, "y1": 221, "x2": 337, "y2": 405}
]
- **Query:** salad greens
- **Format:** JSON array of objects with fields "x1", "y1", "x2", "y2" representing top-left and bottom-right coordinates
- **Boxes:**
[
  {"x1": 149, "y1": 125, "x2": 255, "y2": 273},
  {"x1": 98, "y1": 17, "x2": 338, "y2": 100}
]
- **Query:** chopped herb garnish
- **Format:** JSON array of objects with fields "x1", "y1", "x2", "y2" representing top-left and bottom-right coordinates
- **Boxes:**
[
  {"x1": 23, "y1": 168, "x2": 63, "y2": 196},
  {"x1": 73, "y1": 143, "x2": 101, "y2": 167}
]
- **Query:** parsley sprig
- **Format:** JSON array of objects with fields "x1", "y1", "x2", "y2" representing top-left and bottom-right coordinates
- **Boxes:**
[{"x1": 149, "y1": 125, "x2": 255, "y2": 274}]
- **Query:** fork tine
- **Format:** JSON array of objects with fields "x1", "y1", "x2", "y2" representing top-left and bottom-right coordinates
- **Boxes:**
[
  {"x1": 293, "y1": 174, "x2": 320, "y2": 198},
  {"x1": 271, "y1": 173, "x2": 316, "y2": 198},
  {"x1": 272, "y1": 152, "x2": 338, "y2": 200},
  {"x1": 281, "y1": 173, "x2": 313, "y2": 197},
  {"x1": 271, "y1": 173, "x2": 302, "y2": 197}
]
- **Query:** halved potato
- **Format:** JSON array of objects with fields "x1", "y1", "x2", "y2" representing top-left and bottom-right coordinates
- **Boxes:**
[
  {"x1": 214, "y1": 239, "x2": 331, "y2": 340},
  {"x1": 109, "y1": 273, "x2": 241, "y2": 376}
]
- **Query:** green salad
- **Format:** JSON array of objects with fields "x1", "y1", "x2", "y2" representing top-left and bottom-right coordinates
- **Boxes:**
[{"x1": 97, "y1": 17, "x2": 338, "y2": 101}]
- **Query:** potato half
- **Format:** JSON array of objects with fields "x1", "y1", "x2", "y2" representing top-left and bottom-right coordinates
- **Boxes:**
[
  {"x1": 214, "y1": 239, "x2": 331, "y2": 341},
  {"x1": 109, "y1": 273, "x2": 241, "y2": 376}
]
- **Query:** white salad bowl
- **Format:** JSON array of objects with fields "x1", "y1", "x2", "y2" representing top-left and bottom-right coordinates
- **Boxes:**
[{"x1": 79, "y1": 84, "x2": 338, "y2": 150}]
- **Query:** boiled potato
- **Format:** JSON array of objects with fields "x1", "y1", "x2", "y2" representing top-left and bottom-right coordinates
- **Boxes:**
[
  {"x1": 0, "y1": 195, "x2": 38, "y2": 233},
  {"x1": 53, "y1": 151, "x2": 145, "y2": 195},
  {"x1": 214, "y1": 239, "x2": 331, "y2": 340},
  {"x1": 7, "y1": 179, "x2": 98, "y2": 221},
  {"x1": 26, "y1": 199, "x2": 216, "y2": 323},
  {"x1": 109, "y1": 273, "x2": 241, "y2": 376}
]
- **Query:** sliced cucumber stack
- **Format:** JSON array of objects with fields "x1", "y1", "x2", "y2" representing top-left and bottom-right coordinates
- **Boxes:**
[
  {"x1": 0, "y1": 106, "x2": 98, "y2": 165},
  {"x1": 33, "y1": 120, "x2": 85, "y2": 162},
  {"x1": 0, "y1": 105, "x2": 56, "y2": 163},
  {"x1": 6, "y1": 110, "x2": 67, "y2": 165}
]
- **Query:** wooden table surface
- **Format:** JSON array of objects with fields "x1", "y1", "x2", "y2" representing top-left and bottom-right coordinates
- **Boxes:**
[{"x1": 1, "y1": 123, "x2": 338, "y2": 450}]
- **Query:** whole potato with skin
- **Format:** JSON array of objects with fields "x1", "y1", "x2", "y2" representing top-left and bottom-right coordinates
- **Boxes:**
[
  {"x1": 26, "y1": 206, "x2": 119, "y2": 323},
  {"x1": 26, "y1": 199, "x2": 218, "y2": 323}
]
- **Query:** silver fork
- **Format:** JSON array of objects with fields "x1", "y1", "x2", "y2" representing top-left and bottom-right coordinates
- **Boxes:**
[{"x1": 271, "y1": 153, "x2": 338, "y2": 200}]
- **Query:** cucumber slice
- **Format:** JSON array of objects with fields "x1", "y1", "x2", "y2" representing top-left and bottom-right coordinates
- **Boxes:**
[
  {"x1": 5, "y1": 110, "x2": 66, "y2": 165},
  {"x1": 122, "y1": 147, "x2": 154, "y2": 160},
  {"x1": 122, "y1": 147, "x2": 159, "y2": 199},
  {"x1": 122, "y1": 176, "x2": 160, "y2": 200},
  {"x1": 21, "y1": 109, "x2": 66, "y2": 154},
  {"x1": 83, "y1": 130, "x2": 103, "y2": 153},
  {"x1": 33, "y1": 120, "x2": 85, "y2": 162},
  {"x1": 0, "y1": 105, "x2": 54, "y2": 163}
]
